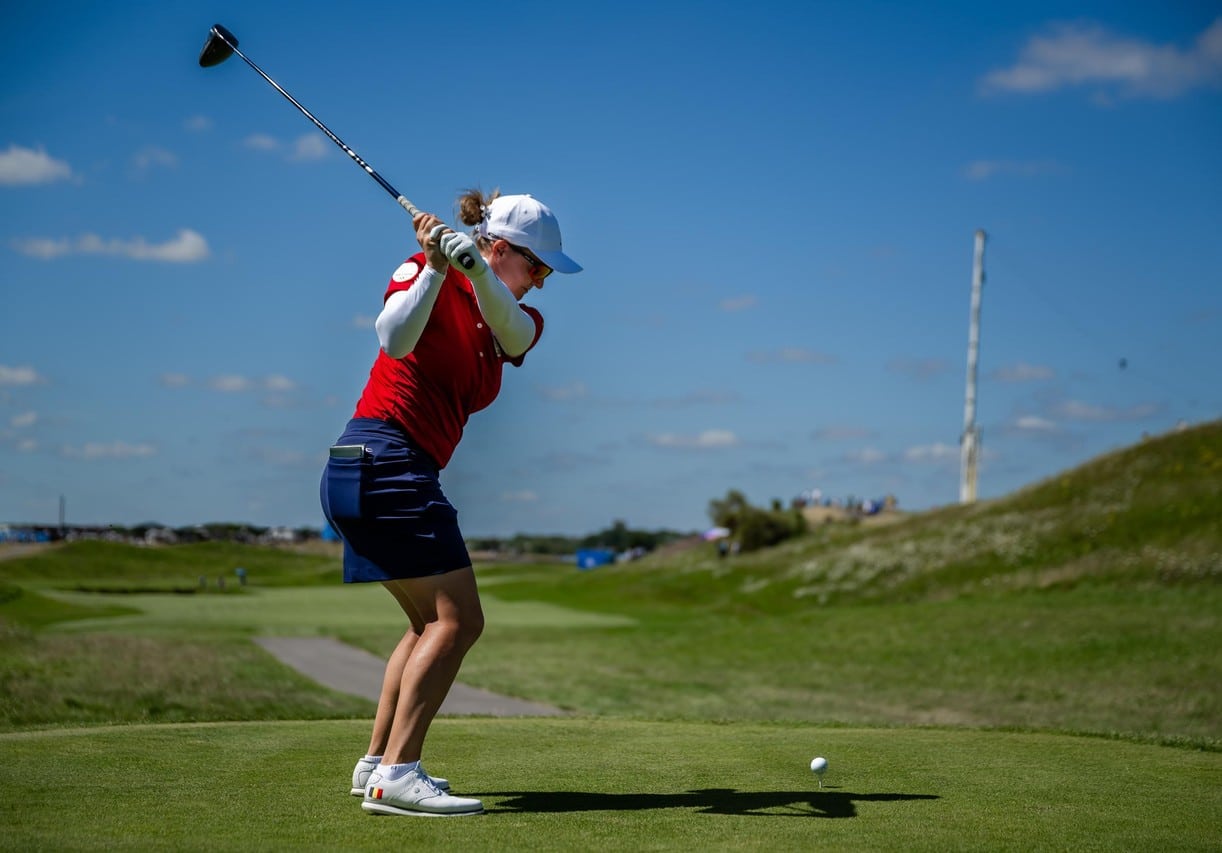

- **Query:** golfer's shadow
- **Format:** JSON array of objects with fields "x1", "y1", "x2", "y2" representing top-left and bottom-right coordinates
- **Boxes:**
[{"x1": 481, "y1": 788, "x2": 938, "y2": 818}]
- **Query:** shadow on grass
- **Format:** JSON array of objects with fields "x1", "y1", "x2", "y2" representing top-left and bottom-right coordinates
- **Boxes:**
[{"x1": 484, "y1": 788, "x2": 939, "y2": 818}]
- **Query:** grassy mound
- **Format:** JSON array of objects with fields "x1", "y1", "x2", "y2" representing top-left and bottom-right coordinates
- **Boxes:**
[{"x1": 485, "y1": 420, "x2": 1221, "y2": 614}]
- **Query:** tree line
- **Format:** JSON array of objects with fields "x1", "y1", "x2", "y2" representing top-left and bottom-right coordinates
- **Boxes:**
[{"x1": 466, "y1": 519, "x2": 695, "y2": 557}]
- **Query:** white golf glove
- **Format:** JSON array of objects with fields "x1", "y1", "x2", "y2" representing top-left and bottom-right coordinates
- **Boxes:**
[
  {"x1": 437, "y1": 229, "x2": 534, "y2": 355},
  {"x1": 439, "y1": 230, "x2": 488, "y2": 278}
]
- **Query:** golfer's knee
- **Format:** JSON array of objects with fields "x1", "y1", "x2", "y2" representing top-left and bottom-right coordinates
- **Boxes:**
[
  {"x1": 455, "y1": 608, "x2": 484, "y2": 650},
  {"x1": 432, "y1": 608, "x2": 483, "y2": 653}
]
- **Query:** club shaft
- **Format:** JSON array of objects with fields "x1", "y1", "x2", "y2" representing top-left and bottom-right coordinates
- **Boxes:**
[{"x1": 221, "y1": 36, "x2": 421, "y2": 218}]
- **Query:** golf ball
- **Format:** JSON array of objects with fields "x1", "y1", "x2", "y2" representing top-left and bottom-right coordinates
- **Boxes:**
[{"x1": 810, "y1": 756, "x2": 828, "y2": 775}]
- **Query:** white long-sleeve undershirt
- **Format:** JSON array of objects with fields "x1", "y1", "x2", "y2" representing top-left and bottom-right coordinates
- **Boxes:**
[
  {"x1": 375, "y1": 264, "x2": 445, "y2": 358},
  {"x1": 374, "y1": 262, "x2": 537, "y2": 359},
  {"x1": 467, "y1": 267, "x2": 535, "y2": 357}
]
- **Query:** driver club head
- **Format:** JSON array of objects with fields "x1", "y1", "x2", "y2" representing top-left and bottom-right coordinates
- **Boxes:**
[{"x1": 198, "y1": 24, "x2": 238, "y2": 67}]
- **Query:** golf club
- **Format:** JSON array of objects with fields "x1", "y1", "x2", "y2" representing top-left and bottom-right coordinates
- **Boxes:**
[{"x1": 198, "y1": 23, "x2": 476, "y2": 270}]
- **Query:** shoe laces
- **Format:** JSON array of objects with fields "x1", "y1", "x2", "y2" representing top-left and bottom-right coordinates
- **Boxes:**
[{"x1": 413, "y1": 769, "x2": 443, "y2": 796}]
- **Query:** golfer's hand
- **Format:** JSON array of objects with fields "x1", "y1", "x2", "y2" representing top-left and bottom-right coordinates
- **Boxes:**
[
  {"x1": 413, "y1": 213, "x2": 449, "y2": 273},
  {"x1": 439, "y1": 230, "x2": 488, "y2": 279}
]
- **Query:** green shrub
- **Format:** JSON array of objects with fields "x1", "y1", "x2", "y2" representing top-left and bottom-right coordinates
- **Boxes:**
[{"x1": 708, "y1": 489, "x2": 807, "y2": 551}]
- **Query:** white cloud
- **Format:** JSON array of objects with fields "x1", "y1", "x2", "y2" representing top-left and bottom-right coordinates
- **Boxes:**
[
  {"x1": 159, "y1": 373, "x2": 191, "y2": 388},
  {"x1": 13, "y1": 237, "x2": 69, "y2": 258},
  {"x1": 245, "y1": 132, "x2": 329, "y2": 162},
  {"x1": 183, "y1": 115, "x2": 213, "y2": 132},
  {"x1": 648, "y1": 429, "x2": 739, "y2": 449},
  {"x1": 291, "y1": 134, "x2": 329, "y2": 161},
  {"x1": 500, "y1": 490, "x2": 539, "y2": 504},
  {"x1": 208, "y1": 375, "x2": 252, "y2": 393},
  {"x1": 990, "y1": 362, "x2": 1054, "y2": 382},
  {"x1": 904, "y1": 442, "x2": 959, "y2": 463},
  {"x1": 1054, "y1": 399, "x2": 1159, "y2": 422},
  {"x1": 886, "y1": 357, "x2": 950, "y2": 380},
  {"x1": 263, "y1": 375, "x2": 296, "y2": 392},
  {"x1": 963, "y1": 160, "x2": 1063, "y2": 181},
  {"x1": 845, "y1": 447, "x2": 887, "y2": 464},
  {"x1": 981, "y1": 18, "x2": 1222, "y2": 99},
  {"x1": 0, "y1": 144, "x2": 72, "y2": 186},
  {"x1": 16, "y1": 438, "x2": 37, "y2": 453},
  {"x1": 537, "y1": 382, "x2": 588, "y2": 402},
  {"x1": 1014, "y1": 415, "x2": 1057, "y2": 432},
  {"x1": 244, "y1": 133, "x2": 280, "y2": 151},
  {"x1": 201, "y1": 374, "x2": 297, "y2": 394},
  {"x1": 351, "y1": 314, "x2": 376, "y2": 330},
  {"x1": 9, "y1": 411, "x2": 36, "y2": 428},
  {"x1": 0, "y1": 365, "x2": 45, "y2": 386},
  {"x1": 132, "y1": 146, "x2": 178, "y2": 171},
  {"x1": 13, "y1": 229, "x2": 209, "y2": 262},
  {"x1": 62, "y1": 441, "x2": 157, "y2": 459}
]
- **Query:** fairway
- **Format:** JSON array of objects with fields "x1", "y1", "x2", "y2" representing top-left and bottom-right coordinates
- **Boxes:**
[
  {"x1": 41, "y1": 585, "x2": 635, "y2": 634},
  {"x1": 2, "y1": 718, "x2": 1217, "y2": 851}
]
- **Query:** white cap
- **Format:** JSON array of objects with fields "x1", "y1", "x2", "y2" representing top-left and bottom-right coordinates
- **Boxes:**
[{"x1": 477, "y1": 194, "x2": 582, "y2": 274}]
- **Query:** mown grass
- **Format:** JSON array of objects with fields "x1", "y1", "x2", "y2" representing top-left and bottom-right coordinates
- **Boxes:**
[{"x1": 2, "y1": 718, "x2": 1218, "y2": 852}]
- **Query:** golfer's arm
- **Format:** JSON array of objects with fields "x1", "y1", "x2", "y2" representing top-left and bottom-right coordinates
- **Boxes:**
[
  {"x1": 375, "y1": 265, "x2": 445, "y2": 358},
  {"x1": 469, "y1": 271, "x2": 535, "y2": 358}
]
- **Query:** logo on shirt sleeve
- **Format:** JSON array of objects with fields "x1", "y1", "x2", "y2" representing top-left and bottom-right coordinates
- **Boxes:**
[{"x1": 391, "y1": 261, "x2": 420, "y2": 283}]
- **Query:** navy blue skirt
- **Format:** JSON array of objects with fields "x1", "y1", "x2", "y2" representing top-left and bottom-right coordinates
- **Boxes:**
[{"x1": 320, "y1": 418, "x2": 471, "y2": 583}]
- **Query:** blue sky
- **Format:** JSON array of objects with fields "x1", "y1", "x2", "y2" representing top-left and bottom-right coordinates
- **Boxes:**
[{"x1": 2, "y1": 1, "x2": 1220, "y2": 536}]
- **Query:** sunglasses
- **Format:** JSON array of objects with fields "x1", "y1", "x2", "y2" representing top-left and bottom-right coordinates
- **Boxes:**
[{"x1": 497, "y1": 239, "x2": 553, "y2": 279}]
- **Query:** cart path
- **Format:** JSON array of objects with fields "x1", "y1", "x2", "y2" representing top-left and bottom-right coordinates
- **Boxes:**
[{"x1": 254, "y1": 636, "x2": 566, "y2": 717}]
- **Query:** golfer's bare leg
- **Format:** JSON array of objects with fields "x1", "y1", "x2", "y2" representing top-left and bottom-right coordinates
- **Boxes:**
[
  {"x1": 381, "y1": 567, "x2": 484, "y2": 765},
  {"x1": 366, "y1": 587, "x2": 426, "y2": 757}
]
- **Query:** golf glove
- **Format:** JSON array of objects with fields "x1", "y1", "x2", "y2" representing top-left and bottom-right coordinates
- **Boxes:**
[
  {"x1": 439, "y1": 230, "x2": 486, "y2": 277},
  {"x1": 438, "y1": 230, "x2": 534, "y2": 356}
]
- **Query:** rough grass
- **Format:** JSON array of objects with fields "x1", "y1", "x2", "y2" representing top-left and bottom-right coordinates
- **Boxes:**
[
  {"x1": 576, "y1": 420, "x2": 1222, "y2": 612},
  {"x1": 0, "y1": 619, "x2": 371, "y2": 730},
  {"x1": 0, "y1": 540, "x2": 341, "y2": 589},
  {"x1": 0, "y1": 582, "x2": 137, "y2": 628}
]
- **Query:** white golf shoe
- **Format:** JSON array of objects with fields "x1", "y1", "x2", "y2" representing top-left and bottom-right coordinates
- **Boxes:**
[
  {"x1": 351, "y1": 757, "x2": 449, "y2": 796},
  {"x1": 362, "y1": 766, "x2": 483, "y2": 817}
]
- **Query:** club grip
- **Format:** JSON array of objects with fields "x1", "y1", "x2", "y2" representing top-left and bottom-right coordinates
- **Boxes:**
[
  {"x1": 402, "y1": 196, "x2": 476, "y2": 270},
  {"x1": 397, "y1": 195, "x2": 422, "y2": 219}
]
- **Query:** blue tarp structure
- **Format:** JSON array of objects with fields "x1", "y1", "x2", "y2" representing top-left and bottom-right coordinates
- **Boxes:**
[
  {"x1": 575, "y1": 548, "x2": 615, "y2": 570},
  {"x1": 0, "y1": 528, "x2": 50, "y2": 543}
]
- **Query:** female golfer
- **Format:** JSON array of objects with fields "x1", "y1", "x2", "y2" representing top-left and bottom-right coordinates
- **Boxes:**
[{"x1": 320, "y1": 190, "x2": 580, "y2": 817}]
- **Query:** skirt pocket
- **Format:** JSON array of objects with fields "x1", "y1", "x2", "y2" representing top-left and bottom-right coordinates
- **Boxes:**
[{"x1": 323, "y1": 448, "x2": 368, "y2": 520}]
